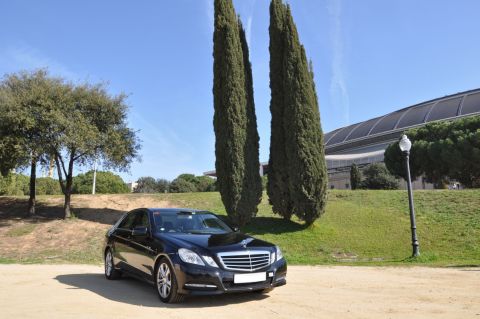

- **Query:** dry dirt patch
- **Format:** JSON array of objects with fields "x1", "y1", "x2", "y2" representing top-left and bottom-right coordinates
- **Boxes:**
[{"x1": 0, "y1": 194, "x2": 173, "y2": 262}]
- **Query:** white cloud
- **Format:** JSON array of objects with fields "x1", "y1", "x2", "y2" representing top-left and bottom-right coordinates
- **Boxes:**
[
  {"x1": 245, "y1": 14, "x2": 253, "y2": 46},
  {"x1": 328, "y1": 0, "x2": 350, "y2": 125},
  {"x1": 205, "y1": 0, "x2": 214, "y2": 34},
  {"x1": 0, "y1": 44, "x2": 79, "y2": 80}
]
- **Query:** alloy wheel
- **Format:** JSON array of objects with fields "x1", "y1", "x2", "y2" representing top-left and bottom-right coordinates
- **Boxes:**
[
  {"x1": 157, "y1": 262, "x2": 172, "y2": 299},
  {"x1": 105, "y1": 251, "x2": 113, "y2": 276}
]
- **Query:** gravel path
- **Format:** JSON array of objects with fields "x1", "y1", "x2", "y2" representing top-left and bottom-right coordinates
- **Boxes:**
[{"x1": 0, "y1": 264, "x2": 478, "y2": 319}]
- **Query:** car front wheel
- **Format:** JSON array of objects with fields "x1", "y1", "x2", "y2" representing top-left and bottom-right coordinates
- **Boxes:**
[
  {"x1": 104, "y1": 249, "x2": 122, "y2": 280},
  {"x1": 155, "y1": 258, "x2": 184, "y2": 303}
]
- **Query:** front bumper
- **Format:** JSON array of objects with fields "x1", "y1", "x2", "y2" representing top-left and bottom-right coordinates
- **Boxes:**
[{"x1": 171, "y1": 255, "x2": 287, "y2": 295}]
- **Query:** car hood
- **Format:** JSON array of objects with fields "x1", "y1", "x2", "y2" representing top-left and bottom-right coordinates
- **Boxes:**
[{"x1": 155, "y1": 232, "x2": 275, "y2": 253}]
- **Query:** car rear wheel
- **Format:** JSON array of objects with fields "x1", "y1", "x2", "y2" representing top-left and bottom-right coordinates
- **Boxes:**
[
  {"x1": 155, "y1": 258, "x2": 185, "y2": 303},
  {"x1": 104, "y1": 249, "x2": 122, "y2": 280}
]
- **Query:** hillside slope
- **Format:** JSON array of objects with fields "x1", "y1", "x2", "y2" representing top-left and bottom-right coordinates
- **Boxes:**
[{"x1": 0, "y1": 190, "x2": 479, "y2": 266}]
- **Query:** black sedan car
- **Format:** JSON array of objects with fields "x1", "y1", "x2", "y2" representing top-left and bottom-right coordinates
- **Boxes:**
[{"x1": 104, "y1": 208, "x2": 287, "y2": 303}]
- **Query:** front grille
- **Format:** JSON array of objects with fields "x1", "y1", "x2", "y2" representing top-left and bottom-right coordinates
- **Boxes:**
[{"x1": 218, "y1": 250, "x2": 271, "y2": 272}]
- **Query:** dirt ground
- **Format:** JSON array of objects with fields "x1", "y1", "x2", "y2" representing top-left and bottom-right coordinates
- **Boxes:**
[
  {"x1": 0, "y1": 195, "x2": 172, "y2": 261},
  {"x1": 0, "y1": 264, "x2": 478, "y2": 319}
]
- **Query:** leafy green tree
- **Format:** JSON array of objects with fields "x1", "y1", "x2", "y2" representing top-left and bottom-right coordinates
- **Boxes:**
[
  {"x1": 267, "y1": 1, "x2": 328, "y2": 225},
  {"x1": 385, "y1": 116, "x2": 480, "y2": 188},
  {"x1": 0, "y1": 137, "x2": 29, "y2": 177},
  {"x1": 73, "y1": 170, "x2": 129, "y2": 194},
  {"x1": 0, "y1": 172, "x2": 27, "y2": 196},
  {"x1": 267, "y1": 0, "x2": 293, "y2": 220},
  {"x1": 0, "y1": 70, "x2": 64, "y2": 215},
  {"x1": 156, "y1": 179, "x2": 171, "y2": 193},
  {"x1": 196, "y1": 175, "x2": 216, "y2": 192},
  {"x1": 361, "y1": 163, "x2": 399, "y2": 190},
  {"x1": 134, "y1": 176, "x2": 159, "y2": 193},
  {"x1": 51, "y1": 82, "x2": 140, "y2": 218},
  {"x1": 213, "y1": 0, "x2": 261, "y2": 226},
  {"x1": 169, "y1": 177, "x2": 197, "y2": 193},
  {"x1": 350, "y1": 163, "x2": 361, "y2": 190},
  {"x1": 35, "y1": 177, "x2": 62, "y2": 195},
  {"x1": 176, "y1": 174, "x2": 198, "y2": 186}
]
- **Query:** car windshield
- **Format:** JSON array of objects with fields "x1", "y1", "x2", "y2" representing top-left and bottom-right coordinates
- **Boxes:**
[{"x1": 152, "y1": 211, "x2": 233, "y2": 234}]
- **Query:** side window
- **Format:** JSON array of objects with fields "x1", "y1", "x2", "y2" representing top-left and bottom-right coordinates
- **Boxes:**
[
  {"x1": 118, "y1": 212, "x2": 137, "y2": 230},
  {"x1": 132, "y1": 211, "x2": 150, "y2": 229}
]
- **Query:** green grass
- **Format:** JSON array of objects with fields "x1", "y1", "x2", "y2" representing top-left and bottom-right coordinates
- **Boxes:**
[
  {"x1": 0, "y1": 257, "x2": 16, "y2": 264},
  {"x1": 1, "y1": 190, "x2": 479, "y2": 266},
  {"x1": 154, "y1": 190, "x2": 480, "y2": 266},
  {"x1": 5, "y1": 223, "x2": 37, "y2": 237}
]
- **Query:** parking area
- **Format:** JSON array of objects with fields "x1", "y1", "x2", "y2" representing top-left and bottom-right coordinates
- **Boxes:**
[{"x1": 0, "y1": 264, "x2": 478, "y2": 319}]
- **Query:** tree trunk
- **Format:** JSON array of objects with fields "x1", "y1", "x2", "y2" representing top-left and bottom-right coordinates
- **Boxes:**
[
  {"x1": 63, "y1": 154, "x2": 75, "y2": 219},
  {"x1": 28, "y1": 158, "x2": 37, "y2": 216},
  {"x1": 63, "y1": 191, "x2": 72, "y2": 219},
  {"x1": 48, "y1": 157, "x2": 55, "y2": 178}
]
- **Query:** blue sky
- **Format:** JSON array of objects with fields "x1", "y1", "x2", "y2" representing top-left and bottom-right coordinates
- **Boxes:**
[{"x1": 1, "y1": 0, "x2": 480, "y2": 182}]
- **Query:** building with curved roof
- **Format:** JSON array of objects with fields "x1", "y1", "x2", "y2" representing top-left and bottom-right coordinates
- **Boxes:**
[
  {"x1": 205, "y1": 89, "x2": 480, "y2": 189},
  {"x1": 325, "y1": 88, "x2": 480, "y2": 189}
]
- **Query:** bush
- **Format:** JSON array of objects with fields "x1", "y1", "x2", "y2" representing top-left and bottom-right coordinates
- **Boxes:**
[
  {"x1": 73, "y1": 170, "x2": 129, "y2": 194},
  {"x1": 361, "y1": 163, "x2": 399, "y2": 190},
  {"x1": 0, "y1": 172, "x2": 28, "y2": 195},
  {"x1": 35, "y1": 177, "x2": 62, "y2": 195},
  {"x1": 156, "y1": 179, "x2": 170, "y2": 193},
  {"x1": 196, "y1": 176, "x2": 216, "y2": 192},
  {"x1": 133, "y1": 177, "x2": 170, "y2": 193},
  {"x1": 169, "y1": 174, "x2": 216, "y2": 193},
  {"x1": 134, "y1": 176, "x2": 158, "y2": 193},
  {"x1": 169, "y1": 178, "x2": 197, "y2": 193}
]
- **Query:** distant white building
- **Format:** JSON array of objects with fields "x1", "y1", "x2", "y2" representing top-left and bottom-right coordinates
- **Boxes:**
[{"x1": 126, "y1": 181, "x2": 138, "y2": 192}]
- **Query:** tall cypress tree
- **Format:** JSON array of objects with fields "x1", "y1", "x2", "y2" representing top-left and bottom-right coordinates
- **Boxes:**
[
  {"x1": 238, "y1": 19, "x2": 263, "y2": 224},
  {"x1": 268, "y1": 1, "x2": 328, "y2": 225},
  {"x1": 282, "y1": 5, "x2": 328, "y2": 225},
  {"x1": 267, "y1": 0, "x2": 294, "y2": 220},
  {"x1": 213, "y1": 0, "x2": 261, "y2": 226},
  {"x1": 350, "y1": 163, "x2": 361, "y2": 190}
]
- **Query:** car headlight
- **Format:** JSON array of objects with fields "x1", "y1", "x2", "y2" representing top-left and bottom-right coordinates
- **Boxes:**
[
  {"x1": 202, "y1": 255, "x2": 219, "y2": 268},
  {"x1": 276, "y1": 246, "x2": 283, "y2": 261},
  {"x1": 178, "y1": 248, "x2": 205, "y2": 266}
]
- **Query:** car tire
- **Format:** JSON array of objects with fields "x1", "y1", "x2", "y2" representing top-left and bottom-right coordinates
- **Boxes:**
[
  {"x1": 155, "y1": 257, "x2": 185, "y2": 303},
  {"x1": 104, "y1": 248, "x2": 122, "y2": 280}
]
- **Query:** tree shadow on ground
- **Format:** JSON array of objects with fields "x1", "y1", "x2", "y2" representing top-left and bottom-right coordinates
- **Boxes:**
[
  {"x1": 0, "y1": 197, "x2": 125, "y2": 226},
  {"x1": 55, "y1": 273, "x2": 269, "y2": 308},
  {"x1": 243, "y1": 217, "x2": 309, "y2": 235}
]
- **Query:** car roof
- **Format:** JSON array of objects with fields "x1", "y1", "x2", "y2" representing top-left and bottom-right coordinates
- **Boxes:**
[{"x1": 146, "y1": 208, "x2": 210, "y2": 213}]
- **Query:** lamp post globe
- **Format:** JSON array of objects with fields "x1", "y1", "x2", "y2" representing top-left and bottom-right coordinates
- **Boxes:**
[
  {"x1": 399, "y1": 134, "x2": 420, "y2": 257},
  {"x1": 399, "y1": 134, "x2": 412, "y2": 153}
]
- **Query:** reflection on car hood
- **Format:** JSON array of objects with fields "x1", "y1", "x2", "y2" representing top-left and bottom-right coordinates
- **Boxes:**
[{"x1": 157, "y1": 232, "x2": 275, "y2": 252}]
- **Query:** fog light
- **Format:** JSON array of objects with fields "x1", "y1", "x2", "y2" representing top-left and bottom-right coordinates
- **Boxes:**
[{"x1": 268, "y1": 272, "x2": 274, "y2": 278}]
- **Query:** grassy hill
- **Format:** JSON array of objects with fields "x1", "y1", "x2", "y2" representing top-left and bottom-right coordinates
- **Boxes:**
[{"x1": 0, "y1": 190, "x2": 479, "y2": 266}]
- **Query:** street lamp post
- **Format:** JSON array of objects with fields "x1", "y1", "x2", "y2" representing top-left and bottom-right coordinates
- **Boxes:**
[{"x1": 399, "y1": 134, "x2": 420, "y2": 257}]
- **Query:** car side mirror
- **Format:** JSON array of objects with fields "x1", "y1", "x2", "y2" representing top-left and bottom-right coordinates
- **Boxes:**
[
  {"x1": 232, "y1": 226, "x2": 240, "y2": 232},
  {"x1": 132, "y1": 226, "x2": 148, "y2": 237}
]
